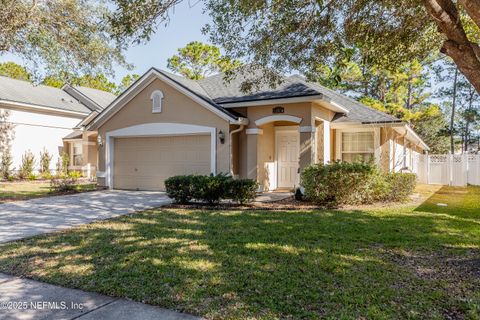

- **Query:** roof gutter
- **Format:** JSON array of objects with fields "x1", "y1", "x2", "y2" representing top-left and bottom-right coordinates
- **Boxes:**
[
  {"x1": 231, "y1": 117, "x2": 249, "y2": 125},
  {"x1": 361, "y1": 120, "x2": 403, "y2": 125},
  {"x1": 389, "y1": 122, "x2": 430, "y2": 151},
  {"x1": 0, "y1": 99, "x2": 88, "y2": 118},
  {"x1": 404, "y1": 124, "x2": 430, "y2": 151}
]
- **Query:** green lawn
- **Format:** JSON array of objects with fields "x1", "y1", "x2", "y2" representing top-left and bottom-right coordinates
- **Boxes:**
[
  {"x1": 0, "y1": 181, "x2": 96, "y2": 203},
  {"x1": 0, "y1": 185, "x2": 479, "y2": 319}
]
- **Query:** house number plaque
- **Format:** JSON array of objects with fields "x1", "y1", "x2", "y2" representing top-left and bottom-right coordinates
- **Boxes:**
[{"x1": 272, "y1": 106, "x2": 284, "y2": 114}]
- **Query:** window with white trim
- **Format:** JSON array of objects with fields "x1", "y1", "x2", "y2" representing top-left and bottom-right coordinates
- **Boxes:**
[
  {"x1": 150, "y1": 90, "x2": 164, "y2": 113},
  {"x1": 72, "y1": 142, "x2": 83, "y2": 166},
  {"x1": 341, "y1": 131, "x2": 374, "y2": 163}
]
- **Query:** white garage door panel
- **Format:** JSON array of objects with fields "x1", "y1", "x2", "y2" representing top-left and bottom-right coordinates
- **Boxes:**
[{"x1": 113, "y1": 135, "x2": 211, "y2": 191}]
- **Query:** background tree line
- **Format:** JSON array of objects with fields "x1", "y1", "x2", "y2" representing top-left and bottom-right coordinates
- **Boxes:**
[{"x1": 1, "y1": 1, "x2": 479, "y2": 154}]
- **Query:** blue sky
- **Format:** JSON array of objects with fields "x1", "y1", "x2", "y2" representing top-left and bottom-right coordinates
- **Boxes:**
[
  {"x1": 116, "y1": 1, "x2": 210, "y2": 82},
  {"x1": 0, "y1": 1, "x2": 210, "y2": 83}
]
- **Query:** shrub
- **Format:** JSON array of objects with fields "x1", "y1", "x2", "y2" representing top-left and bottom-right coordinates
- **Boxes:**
[
  {"x1": 39, "y1": 148, "x2": 52, "y2": 175},
  {"x1": 192, "y1": 174, "x2": 231, "y2": 204},
  {"x1": 227, "y1": 179, "x2": 259, "y2": 204},
  {"x1": 0, "y1": 150, "x2": 13, "y2": 180},
  {"x1": 383, "y1": 173, "x2": 417, "y2": 202},
  {"x1": 164, "y1": 175, "x2": 195, "y2": 204},
  {"x1": 18, "y1": 150, "x2": 35, "y2": 180},
  {"x1": 56, "y1": 152, "x2": 69, "y2": 176},
  {"x1": 68, "y1": 171, "x2": 83, "y2": 179},
  {"x1": 50, "y1": 175, "x2": 78, "y2": 193},
  {"x1": 28, "y1": 173, "x2": 37, "y2": 181},
  {"x1": 165, "y1": 174, "x2": 258, "y2": 204},
  {"x1": 301, "y1": 161, "x2": 387, "y2": 206},
  {"x1": 301, "y1": 162, "x2": 416, "y2": 206},
  {"x1": 41, "y1": 171, "x2": 53, "y2": 180}
]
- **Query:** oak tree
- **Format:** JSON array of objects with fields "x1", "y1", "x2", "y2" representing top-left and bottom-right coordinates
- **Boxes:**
[{"x1": 0, "y1": 0, "x2": 129, "y2": 79}]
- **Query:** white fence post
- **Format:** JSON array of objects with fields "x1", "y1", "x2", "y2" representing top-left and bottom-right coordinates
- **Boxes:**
[
  {"x1": 426, "y1": 153, "x2": 430, "y2": 185},
  {"x1": 414, "y1": 152, "x2": 479, "y2": 187},
  {"x1": 448, "y1": 153, "x2": 452, "y2": 186}
]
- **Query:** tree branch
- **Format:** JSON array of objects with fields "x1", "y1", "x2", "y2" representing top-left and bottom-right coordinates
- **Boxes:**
[
  {"x1": 423, "y1": 0, "x2": 480, "y2": 93},
  {"x1": 423, "y1": 0, "x2": 468, "y2": 43},
  {"x1": 441, "y1": 40, "x2": 480, "y2": 92},
  {"x1": 458, "y1": 0, "x2": 480, "y2": 30}
]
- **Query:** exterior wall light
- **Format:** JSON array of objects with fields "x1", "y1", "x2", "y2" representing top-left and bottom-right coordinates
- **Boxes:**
[
  {"x1": 218, "y1": 130, "x2": 225, "y2": 144},
  {"x1": 97, "y1": 135, "x2": 104, "y2": 147}
]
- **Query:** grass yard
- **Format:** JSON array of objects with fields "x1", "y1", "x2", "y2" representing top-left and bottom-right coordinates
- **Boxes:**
[
  {"x1": 0, "y1": 181, "x2": 96, "y2": 203},
  {"x1": 0, "y1": 181, "x2": 52, "y2": 202},
  {"x1": 0, "y1": 185, "x2": 478, "y2": 319}
]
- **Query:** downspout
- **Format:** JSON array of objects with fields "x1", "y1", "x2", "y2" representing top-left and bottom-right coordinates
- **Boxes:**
[
  {"x1": 230, "y1": 124, "x2": 245, "y2": 177},
  {"x1": 396, "y1": 130, "x2": 408, "y2": 172}
]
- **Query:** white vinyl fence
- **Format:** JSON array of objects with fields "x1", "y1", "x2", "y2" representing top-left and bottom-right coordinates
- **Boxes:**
[{"x1": 413, "y1": 154, "x2": 480, "y2": 187}]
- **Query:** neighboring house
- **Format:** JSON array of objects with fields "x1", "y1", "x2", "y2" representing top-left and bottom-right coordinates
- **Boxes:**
[
  {"x1": 61, "y1": 85, "x2": 116, "y2": 176},
  {"x1": 0, "y1": 76, "x2": 115, "y2": 174},
  {"x1": 82, "y1": 67, "x2": 429, "y2": 191}
]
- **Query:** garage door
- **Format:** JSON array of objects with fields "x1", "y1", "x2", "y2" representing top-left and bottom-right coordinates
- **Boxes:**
[{"x1": 113, "y1": 135, "x2": 211, "y2": 190}]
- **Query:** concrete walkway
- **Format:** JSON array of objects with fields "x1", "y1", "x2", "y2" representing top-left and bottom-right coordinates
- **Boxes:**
[
  {"x1": 0, "y1": 190, "x2": 171, "y2": 243},
  {"x1": 254, "y1": 191, "x2": 293, "y2": 203},
  {"x1": 0, "y1": 273, "x2": 200, "y2": 320}
]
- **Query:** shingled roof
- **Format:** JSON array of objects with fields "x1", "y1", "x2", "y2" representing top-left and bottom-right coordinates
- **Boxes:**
[
  {"x1": 153, "y1": 69, "x2": 401, "y2": 124},
  {"x1": 0, "y1": 76, "x2": 91, "y2": 114},
  {"x1": 0, "y1": 76, "x2": 117, "y2": 115}
]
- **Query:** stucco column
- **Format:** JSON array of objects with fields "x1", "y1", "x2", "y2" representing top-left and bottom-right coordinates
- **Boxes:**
[
  {"x1": 246, "y1": 129, "x2": 261, "y2": 181},
  {"x1": 81, "y1": 132, "x2": 89, "y2": 168},
  {"x1": 299, "y1": 126, "x2": 316, "y2": 173},
  {"x1": 323, "y1": 121, "x2": 331, "y2": 164}
]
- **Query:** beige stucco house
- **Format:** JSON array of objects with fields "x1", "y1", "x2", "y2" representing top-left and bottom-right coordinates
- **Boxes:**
[{"x1": 79, "y1": 68, "x2": 428, "y2": 191}]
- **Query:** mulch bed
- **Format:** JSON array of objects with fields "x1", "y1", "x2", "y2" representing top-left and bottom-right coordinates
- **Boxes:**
[
  {"x1": 163, "y1": 196, "x2": 328, "y2": 211},
  {"x1": 164, "y1": 193, "x2": 422, "y2": 211}
]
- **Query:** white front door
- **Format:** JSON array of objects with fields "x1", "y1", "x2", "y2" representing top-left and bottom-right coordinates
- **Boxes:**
[{"x1": 276, "y1": 128, "x2": 300, "y2": 189}]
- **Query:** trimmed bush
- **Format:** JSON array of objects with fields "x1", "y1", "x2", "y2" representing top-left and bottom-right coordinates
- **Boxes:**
[
  {"x1": 164, "y1": 175, "x2": 195, "y2": 204},
  {"x1": 192, "y1": 174, "x2": 230, "y2": 204},
  {"x1": 165, "y1": 174, "x2": 258, "y2": 204},
  {"x1": 301, "y1": 161, "x2": 386, "y2": 206},
  {"x1": 301, "y1": 161, "x2": 415, "y2": 206},
  {"x1": 227, "y1": 179, "x2": 259, "y2": 204},
  {"x1": 383, "y1": 173, "x2": 417, "y2": 202}
]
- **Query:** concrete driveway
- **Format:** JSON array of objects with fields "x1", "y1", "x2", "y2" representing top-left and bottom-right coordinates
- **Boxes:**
[{"x1": 0, "y1": 190, "x2": 171, "y2": 243}]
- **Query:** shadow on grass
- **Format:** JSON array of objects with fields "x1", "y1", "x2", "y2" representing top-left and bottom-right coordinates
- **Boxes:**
[
  {"x1": 414, "y1": 185, "x2": 480, "y2": 217},
  {"x1": 0, "y1": 205, "x2": 479, "y2": 319}
]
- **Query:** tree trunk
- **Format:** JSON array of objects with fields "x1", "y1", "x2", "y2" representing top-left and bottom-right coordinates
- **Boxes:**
[
  {"x1": 461, "y1": 134, "x2": 464, "y2": 153},
  {"x1": 423, "y1": 0, "x2": 480, "y2": 94},
  {"x1": 406, "y1": 77, "x2": 413, "y2": 109},
  {"x1": 458, "y1": 0, "x2": 480, "y2": 29},
  {"x1": 464, "y1": 88, "x2": 476, "y2": 152},
  {"x1": 450, "y1": 68, "x2": 458, "y2": 154}
]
